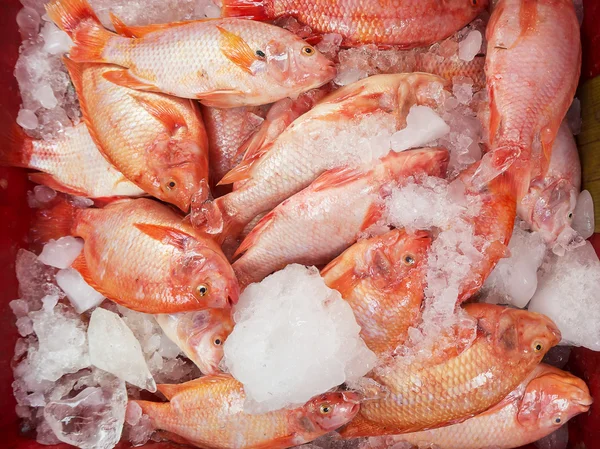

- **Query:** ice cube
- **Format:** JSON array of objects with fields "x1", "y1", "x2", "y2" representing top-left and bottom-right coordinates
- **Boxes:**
[
  {"x1": 44, "y1": 371, "x2": 127, "y2": 449},
  {"x1": 482, "y1": 225, "x2": 547, "y2": 308},
  {"x1": 16, "y1": 109, "x2": 39, "y2": 129},
  {"x1": 390, "y1": 105, "x2": 450, "y2": 152},
  {"x1": 38, "y1": 236, "x2": 84, "y2": 269},
  {"x1": 16, "y1": 6, "x2": 40, "y2": 36},
  {"x1": 204, "y1": 3, "x2": 221, "y2": 18},
  {"x1": 34, "y1": 185, "x2": 57, "y2": 203},
  {"x1": 41, "y1": 293, "x2": 59, "y2": 311},
  {"x1": 529, "y1": 242, "x2": 600, "y2": 350},
  {"x1": 56, "y1": 268, "x2": 105, "y2": 314},
  {"x1": 33, "y1": 84, "x2": 58, "y2": 109},
  {"x1": 16, "y1": 316, "x2": 34, "y2": 336},
  {"x1": 88, "y1": 308, "x2": 156, "y2": 392},
  {"x1": 42, "y1": 26, "x2": 73, "y2": 55},
  {"x1": 223, "y1": 264, "x2": 377, "y2": 413},
  {"x1": 334, "y1": 67, "x2": 368, "y2": 86},
  {"x1": 572, "y1": 190, "x2": 594, "y2": 240},
  {"x1": 458, "y1": 30, "x2": 482, "y2": 62}
]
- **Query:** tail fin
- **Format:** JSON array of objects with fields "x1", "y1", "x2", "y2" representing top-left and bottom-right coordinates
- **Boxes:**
[
  {"x1": 69, "y1": 21, "x2": 114, "y2": 63},
  {"x1": 220, "y1": 0, "x2": 270, "y2": 20},
  {"x1": 46, "y1": 0, "x2": 100, "y2": 37},
  {"x1": 30, "y1": 196, "x2": 79, "y2": 244},
  {"x1": 0, "y1": 120, "x2": 34, "y2": 168}
]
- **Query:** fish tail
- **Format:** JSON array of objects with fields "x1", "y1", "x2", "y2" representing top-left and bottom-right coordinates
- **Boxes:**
[
  {"x1": 130, "y1": 400, "x2": 167, "y2": 430},
  {"x1": 46, "y1": 0, "x2": 100, "y2": 37},
  {"x1": 221, "y1": 0, "x2": 271, "y2": 20},
  {"x1": 69, "y1": 20, "x2": 116, "y2": 63},
  {"x1": 0, "y1": 119, "x2": 35, "y2": 169},
  {"x1": 30, "y1": 196, "x2": 79, "y2": 244}
]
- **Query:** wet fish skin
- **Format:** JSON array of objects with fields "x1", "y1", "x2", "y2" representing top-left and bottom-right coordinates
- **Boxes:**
[
  {"x1": 47, "y1": 0, "x2": 336, "y2": 107},
  {"x1": 321, "y1": 229, "x2": 432, "y2": 356},
  {"x1": 370, "y1": 364, "x2": 592, "y2": 449},
  {"x1": 479, "y1": 0, "x2": 581, "y2": 191},
  {"x1": 133, "y1": 375, "x2": 360, "y2": 449},
  {"x1": 340, "y1": 303, "x2": 561, "y2": 437},
  {"x1": 233, "y1": 148, "x2": 449, "y2": 288},
  {"x1": 63, "y1": 59, "x2": 209, "y2": 212},
  {"x1": 221, "y1": 0, "x2": 488, "y2": 48},
  {"x1": 155, "y1": 308, "x2": 234, "y2": 375},
  {"x1": 34, "y1": 197, "x2": 239, "y2": 313}
]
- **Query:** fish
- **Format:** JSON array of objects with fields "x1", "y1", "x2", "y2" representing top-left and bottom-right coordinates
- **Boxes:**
[
  {"x1": 369, "y1": 364, "x2": 592, "y2": 449},
  {"x1": 47, "y1": 0, "x2": 336, "y2": 107},
  {"x1": 233, "y1": 148, "x2": 449, "y2": 288},
  {"x1": 518, "y1": 121, "x2": 582, "y2": 251},
  {"x1": 32, "y1": 197, "x2": 239, "y2": 313},
  {"x1": 477, "y1": 0, "x2": 581, "y2": 191},
  {"x1": 155, "y1": 308, "x2": 234, "y2": 375},
  {"x1": 202, "y1": 105, "x2": 268, "y2": 188},
  {"x1": 200, "y1": 73, "x2": 449, "y2": 238},
  {"x1": 321, "y1": 229, "x2": 432, "y2": 356},
  {"x1": 414, "y1": 53, "x2": 486, "y2": 90},
  {"x1": 132, "y1": 374, "x2": 361, "y2": 449},
  {"x1": 61, "y1": 59, "x2": 209, "y2": 212},
  {"x1": 339, "y1": 303, "x2": 561, "y2": 437},
  {"x1": 220, "y1": 0, "x2": 488, "y2": 48},
  {"x1": 0, "y1": 121, "x2": 145, "y2": 199}
]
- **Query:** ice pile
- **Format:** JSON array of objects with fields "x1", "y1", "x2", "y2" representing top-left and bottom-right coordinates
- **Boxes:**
[
  {"x1": 528, "y1": 241, "x2": 600, "y2": 350},
  {"x1": 482, "y1": 224, "x2": 547, "y2": 308},
  {"x1": 223, "y1": 264, "x2": 377, "y2": 413},
  {"x1": 88, "y1": 308, "x2": 156, "y2": 392}
]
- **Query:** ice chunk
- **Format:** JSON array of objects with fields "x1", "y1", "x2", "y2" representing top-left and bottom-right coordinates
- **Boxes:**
[
  {"x1": 16, "y1": 249, "x2": 59, "y2": 303},
  {"x1": 41, "y1": 293, "x2": 59, "y2": 311},
  {"x1": 458, "y1": 30, "x2": 482, "y2": 62},
  {"x1": 482, "y1": 225, "x2": 547, "y2": 308},
  {"x1": 88, "y1": 308, "x2": 156, "y2": 392},
  {"x1": 44, "y1": 371, "x2": 127, "y2": 449},
  {"x1": 529, "y1": 242, "x2": 600, "y2": 350},
  {"x1": 41, "y1": 23, "x2": 73, "y2": 55},
  {"x1": 204, "y1": 3, "x2": 221, "y2": 18},
  {"x1": 17, "y1": 6, "x2": 40, "y2": 38},
  {"x1": 38, "y1": 236, "x2": 84, "y2": 269},
  {"x1": 33, "y1": 84, "x2": 58, "y2": 109},
  {"x1": 16, "y1": 316, "x2": 34, "y2": 336},
  {"x1": 17, "y1": 109, "x2": 39, "y2": 129},
  {"x1": 223, "y1": 264, "x2": 377, "y2": 413},
  {"x1": 33, "y1": 185, "x2": 57, "y2": 204},
  {"x1": 56, "y1": 268, "x2": 105, "y2": 313},
  {"x1": 316, "y1": 33, "x2": 343, "y2": 59},
  {"x1": 334, "y1": 67, "x2": 368, "y2": 86},
  {"x1": 390, "y1": 105, "x2": 450, "y2": 152},
  {"x1": 572, "y1": 190, "x2": 595, "y2": 240}
]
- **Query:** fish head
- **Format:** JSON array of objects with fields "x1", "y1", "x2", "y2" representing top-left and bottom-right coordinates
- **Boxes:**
[
  {"x1": 364, "y1": 229, "x2": 432, "y2": 288},
  {"x1": 300, "y1": 391, "x2": 361, "y2": 432},
  {"x1": 517, "y1": 369, "x2": 592, "y2": 430},
  {"x1": 152, "y1": 135, "x2": 209, "y2": 212},
  {"x1": 176, "y1": 309, "x2": 235, "y2": 374},
  {"x1": 262, "y1": 38, "x2": 335, "y2": 90},
  {"x1": 493, "y1": 308, "x2": 561, "y2": 362},
  {"x1": 529, "y1": 180, "x2": 582, "y2": 250},
  {"x1": 177, "y1": 247, "x2": 240, "y2": 308}
]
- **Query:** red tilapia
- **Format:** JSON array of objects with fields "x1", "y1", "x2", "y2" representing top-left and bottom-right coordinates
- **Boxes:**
[
  {"x1": 0, "y1": 122, "x2": 144, "y2": 199},
  {"x1": 33, "y1": 198, "x2": 239, "y2": 313},
  {"x1": 340, "y1": 304, "x2": 560, "y2": 437},
  {"x1": 478, "y1": 0, "x2": 581, "y2": 190},
  {"x1": 48, "y1": 0, "x2": 336, "y2": 107},
  {"x1": 63, "y1": 59, "x2": 209, "y2": 212},
  {"x1": 233, "y1": 148, "x2": 449, "y2": 288},
  {"x1": 133, "y1": 375, "x2": 360, "y2": 449},
  {"x1": 371, "y1": 364, "x2": 592, "y2": 449},
  {"x1": 155, "y1": 309, "x2": 234, "y2": 375},
  {"x1": 202, "y1": 73, "x2": 449, "y2": 238},
  {"x1": 321, "y1": 229, "x2": 432, "y2": 356},
  {"x1": 221, "y1": 0, "x2": 488, "y2": 48}
]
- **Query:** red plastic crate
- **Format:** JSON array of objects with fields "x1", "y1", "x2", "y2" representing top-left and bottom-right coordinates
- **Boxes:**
[{"x1": 0, "y1": 0, "x2": 598, "y2": 448}]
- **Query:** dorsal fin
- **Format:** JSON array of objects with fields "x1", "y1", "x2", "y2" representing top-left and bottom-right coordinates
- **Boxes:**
[{"x1": 233, "y1": 209, "x2": 276, "y2": 257}]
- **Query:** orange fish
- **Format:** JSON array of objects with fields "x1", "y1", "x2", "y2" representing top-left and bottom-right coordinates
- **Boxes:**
[
  {"x1": 340, "y1": 303, "x2": 561, "y2": 437},
  {"x1": 221, "y1": 0, "x2": 488, "y2": 48},
  {"x1": 133, "y1": 374, "x2": 360, "y2": 449},
  {"x1": 371, "y1": 364, "x2": 592, "y2": 449},
  {"x1": 61, "y1": 59, "x2": 209, "y2": 212},
  {"x1": 477, "y1": 0, "x2": 581, "y2": 192},
  {"x1": 321, "y1": 229, "x2": 432, "y2": 356},
  {"x1": 155, "y1": 308, "x2": 234, "y2": 375},
  {"x1": 47, "y1": 0, "x2": 336, "y2": 107},
  {"x1": 232, "y1": 148, "x2": 449, "y2": 288},
  {"x1": 0, "y1": 122, "x2": 145, "y2": 199},
  {"x1": 33, "y1": 197, "x2": 239, "y2": 313}
]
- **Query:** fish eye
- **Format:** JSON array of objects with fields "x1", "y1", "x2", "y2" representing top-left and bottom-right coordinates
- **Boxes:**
[
  {"x1": 470, "y1": 0, "x2": 478, "y2": 5},
  {"x1": 319, "y1": 403, "x2": 333, "y2": 414},
  {"x1": 568, "y1": 212, "x2": 573, "y2": 219},
  {"x1": 403, "y1": 254, "x2": 416, "y2": 266},
  {"x1": 213, "y1": 337, "x2": 223, "y2": 346},
  {"x1": 555, "y1": 417, "x2": 561, "y2": 424},
  {"x1": 256, "y1": 49, "x2": 266, "y2": 58},
  {"x1": 196, "y1": 284, "x2": 209, "y2": 297},
  {"x1": 164, "y1": 179, "x2": 177, "y2": 191},
  {"x1": 533, "y1": 342, "x2": 543, "y2": 352},
  {"x1": 302, "y1": 46, "x2": 315, "y2": 56}
]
